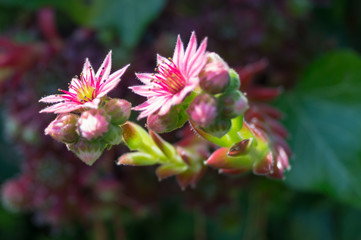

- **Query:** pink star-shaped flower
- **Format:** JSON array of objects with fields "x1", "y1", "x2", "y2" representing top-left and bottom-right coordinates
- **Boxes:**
[
  {"x1": 39, "y1": 51, "x2": 129, "y2": 114},
  {"x1": 131, "y1": 32, "x2": 207, "y2": 119}
]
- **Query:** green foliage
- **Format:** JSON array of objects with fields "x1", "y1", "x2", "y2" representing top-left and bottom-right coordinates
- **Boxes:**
[
  {"x1": 278, "y1": 50, "x2": 361, "y2": 207},
  {"x1": 0, "y1": 0, "x2": 166, "y2": 48}
]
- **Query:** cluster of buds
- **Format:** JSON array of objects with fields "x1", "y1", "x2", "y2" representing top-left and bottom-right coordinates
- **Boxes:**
[
  {"x1": 187, "y1": 53, "x2": 249, "y2": 138},
  {"x1": 203, "y1": 59, "x2": 291, "y2": 179},
  {"x1": 40, "y1": 32, "x2": 291, "y2": 189},
  {"x1": 45, "y1": 98, "x2": 131, "y2": 165}
]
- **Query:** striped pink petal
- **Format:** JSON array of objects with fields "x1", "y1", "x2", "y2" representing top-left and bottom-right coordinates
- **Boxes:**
[
  {"x1": 97, "y1": 64, "x2": 129, "y2": 97},
  {"x1": 172, "y1": 35, "x2": 184, "y2": 67},
  {"x1": 39, "y1": 94, "x2": 66, "y2": 103},
  {"x1": 95, "y1": 50, "x2": 112, "y2": 82}
]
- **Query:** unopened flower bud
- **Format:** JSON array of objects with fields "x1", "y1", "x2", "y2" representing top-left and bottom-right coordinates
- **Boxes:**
[
  {"x1": 68, "y1": 139, "x2": 105, "y2": 165},
  {"x1": 219, "y1": 90, "x2": 248, "y2": 119},
  {"x1": 103, "y1": 99, "x2": 131, "y2": 125},
  {"x1": 103, "y1": 125, "x2": 123, "y2": 146},
  {"x1": 199, "y1": 52, "x2": 230, "y2": 94},
  {"x1": 147, "y1": 107, "x2": 187, "y2": 133},
  {"x1": 202, "y1": 118, "x2": 231, "y2": 138},
  {"x1": 45, "y1": 113, "x2": 79, "y2": 143},
  {"x1": 78, "y1": 109, "x2": 109, "y2": 140},
  {"x1": 187, "y1": 94, "x2": 217, "y2": 128}
]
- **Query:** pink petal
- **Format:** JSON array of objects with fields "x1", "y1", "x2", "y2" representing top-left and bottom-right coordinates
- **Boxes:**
[
  {"x1": 187, "y1": 37, "x2": 208, "y2": 77},
  {"x1": 182, "y1": 32, "x2": 197, "y2": 74},
  {"x1": 158, "y1": 99, "x2": 173, "y2": 116},
  {"x1": 82, "y1": 58, "x2": 95, "y2": 85},
  {"x1": 54, "y1": 104, "x2": 83, "y2": 114},
  {"x1": 134, "y1": 97, "x2": 167, "y2": 119},
  {"x1": 95, "y1": 50, "x2": 112, "y2": 82},
  {"x1": 171, "y1": 81, "x2": 196, "y2": 106},
  {"x1": 98, "y1": 64, "x2": 129, "y2": 97},
  {"x1": 39, "y1": 94, "x2": 65, "y2": 103},
  {"x1": 83, "y1": 98, "x2": 100, "y2": 109},
  {"x1": 129, "y1": 85, "x2": 159, "y2": 97},
  {"x1": 157, "y1": 54, "x2": 170, "y2": 66},
  {"x1": 172, "y1": 35, "x2": 184, "y2": 67},
  {"x1": 39, "y1": 102, "x2": 80, "y2": 113},
  {"x1": 69, "y1": 78, "x2": 81, "y2": 94},
  {"x1": 135, "y1": 72, "x2": 157, "y2": 85}
]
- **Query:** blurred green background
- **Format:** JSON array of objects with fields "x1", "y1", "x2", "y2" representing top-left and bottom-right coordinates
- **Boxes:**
[{"x1": 0, "y1": 0, "x2": 361, "y2": 239}]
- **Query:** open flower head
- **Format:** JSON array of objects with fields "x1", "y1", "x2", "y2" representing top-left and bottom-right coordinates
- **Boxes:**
[
  {"x1": 39, "y1": 51, "x2": 129, "y2": 114},
  {"x1": 131, "y1": 32, "x2": 208, "y2": 119}
]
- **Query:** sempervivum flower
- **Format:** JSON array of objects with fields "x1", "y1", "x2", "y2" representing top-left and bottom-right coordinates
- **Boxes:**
[
  {"x1": 39, "y1": 51, "x2": 129, "y2": 113},
  {"x1": 131, "y1": 32, "x2": 207, "y2": 119}
]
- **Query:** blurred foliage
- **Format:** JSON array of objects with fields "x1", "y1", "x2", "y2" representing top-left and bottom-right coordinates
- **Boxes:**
[
  {"x1": 278, "y1": 50, "x2": 361, "y2": 208},
  {"x1": 0, "y1": 0, "x2": 166, "y2": 48}
]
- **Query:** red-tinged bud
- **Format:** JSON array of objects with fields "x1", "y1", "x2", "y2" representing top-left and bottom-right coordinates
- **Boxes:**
[
  {"x1": 268, "y1": 146, "x2": 290, "y2": 180},
  {"x1": 68, "y1": 139, "x2": 105, "y2": 165},
  {"x1": 187, "y1": 94, "x2": 218, "y2": 128},
  {"x1": 219, "y1": 90, "x2": 248, "y2": 119},
  {"x1": 202, "y1": 118, "x2": 231, "y2": 138},
  {"x1": 199, "y1": 52, "x2": 230, "y2": 94},
  {"x1": 174, "y1": 146, "x2": 207, "y2": 189},
  {"x1": 45, "y1": 113, "x2": 79, "y2": 143},
  {"x1": 1, "y1": 177, "x2": 31, "y2": 212},
  {"x1": 156, "y1": 163, "x2": 188, "y2": 181},
  {"x1": 252, "y1": 151, "x2": 273, "y2": 175},
  {"x1": 176, "y1": 165, "x2": 206, "y2": 190},
  {"x1": 247, "y1": 87, "x2": 282, "y2": 102},
  {"x1": 256, "y1": 104, "x2": 283, "y2": 120},
  {"x1": 206, "y1": 147, "x2": 253, "y2": 170},
  {"x1": 228, "y1": 139, "x2": 253, "y2": 157},
  {"x1": 103, "y1": 125, "x2": 123, "y2": 146},
  {"x1": 218, "y1": 168, "x2": 249, "y2": 175},
  {"x1": 260, "y1": 116, "x2": 289, "y2": 138},
  {"x1": 147, "y1": 107, "x2": 187, "y2": 133},
  {"x1": 117, "y1": 152, "x2": 158, "y2": 166},
  {"x1": 103, "y1": 98, "x2": 131, "y2": 125},
  {"x1": 78, "y1": 109, "x2": 109, "y2": 140}
]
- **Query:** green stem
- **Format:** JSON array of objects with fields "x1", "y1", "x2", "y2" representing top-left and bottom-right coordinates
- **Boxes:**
[{"x1": 224, "y1": 115, "x2": 244, "y2": 144}]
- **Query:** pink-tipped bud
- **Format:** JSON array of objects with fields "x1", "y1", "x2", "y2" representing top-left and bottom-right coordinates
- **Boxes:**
[
  {"x1": 219, "y1": 90, "x2": 248, "y2": 119},
  {"x1": 68, "y1": 139, "x2": 105, "y2": 165},
  {"x1": 103, "y1": 98, "x2": 131, "y2": 125},
  {"x1": 199, "y1": 52, "x2": 230, "y2": 94},
  {"x1": 45, "y1": 113, "x2": 79, "y2": 143},
  {"x1": 147, "y1": 107, "x2": 187, "y2": 133},
  {"x1": 103, "y1": 125, "x2": 123, "y2": 146},
  {"x1": 77, "y1": 109, "x2": 109, "y2": 140},
  {"x1": 117, "y1": 152, "x2": 158, "y2": 166},
  {"x1": 187, "y1": 94, "x2": 218, "y2": 128}
]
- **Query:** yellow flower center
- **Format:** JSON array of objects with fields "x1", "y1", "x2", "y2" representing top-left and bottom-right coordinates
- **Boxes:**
[{"x1": 77, "y1": 86, "x2": 95, "y2": 102}]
